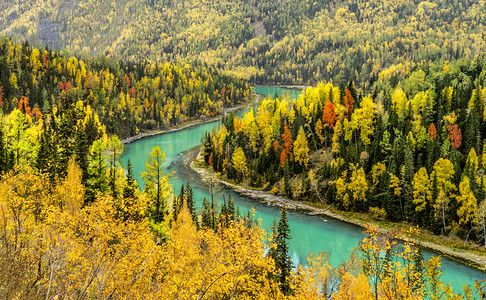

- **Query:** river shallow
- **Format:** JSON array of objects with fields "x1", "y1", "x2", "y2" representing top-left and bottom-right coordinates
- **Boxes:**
[{"x1": 121, "y1": 86, "x2": 486, "y2": 293}]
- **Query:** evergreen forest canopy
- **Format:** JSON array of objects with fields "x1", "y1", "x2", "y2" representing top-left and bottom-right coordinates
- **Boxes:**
[{"x1": 1, "y1": 0, "x2": 485, "y2": 85}]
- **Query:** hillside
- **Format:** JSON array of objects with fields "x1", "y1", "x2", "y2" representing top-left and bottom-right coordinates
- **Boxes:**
[
  {"x1": 2, "y1": 0, "x2": 485, "y2": 85},
  {"x1": 203, "y1": 54, "x2": 486, "y2": 248},
  {"x1": 0, "y1": 38, "x2": 251, "y2": 138}
]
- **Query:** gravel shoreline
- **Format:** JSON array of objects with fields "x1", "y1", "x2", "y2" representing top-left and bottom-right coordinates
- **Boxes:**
[
  {"x1": 120, "y1": 101, "x2": 255, "y2": 145},
  {"x1": 188, "y1": 150, "x2": 486, "y2": 272}
]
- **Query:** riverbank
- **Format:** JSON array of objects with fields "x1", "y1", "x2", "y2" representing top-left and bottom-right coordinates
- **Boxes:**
[
  {"x1": 120, "y1": 97, "x2": 259, "y2": 145},
  {"x1": 188, "y1": 150, "x2": 486, "y2": 272}
]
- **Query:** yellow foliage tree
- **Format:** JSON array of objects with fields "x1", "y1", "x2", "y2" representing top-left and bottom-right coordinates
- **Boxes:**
[
  {"x1": 293, "y1": 126, "x2": 310, "y2": 167},
  {"x1": 412, "y1": 167, "x2": 431, "y2": 212},
  {"x1": 457, "y1": 176, "x2": 478, "y2": 238},
  {"x1": 232, "y1": 146, "x2": 249, "y2": 181}
]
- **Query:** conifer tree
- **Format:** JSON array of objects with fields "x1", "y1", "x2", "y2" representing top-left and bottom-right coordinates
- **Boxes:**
[
  {"x1": 0, "y1": 120, "x2": 6, "y2": 174},
  {"x1": 227, "y1": 194, "x2": 235, "y2": 222},
  {"x1": 173, "y1": 184, "x2": 184, "y2": 223},
  {"x1": 123, "y1": 159, "x2": 137, "y2": 199},
  {"x1": 273, "y1": 208, "x2": 292, "y2": 295},
  {"x1": 185, "y1": 182, "x2": 197, "y2": 227},
  {"x1": 107, "y1": 135, "x2": 124, "y2": 199},
  {"x1": 74, "y1": 123, "x2": 90, "y2": 184},
  {"x1": 36, "y1": 121, "x2": 50, "y2": 173},
  {"x1": 201, "y1": 197, "x2": 214, "y2": 230},
  {"x1": 86, "y1": 138, "x2": 109, "y2": 202}
]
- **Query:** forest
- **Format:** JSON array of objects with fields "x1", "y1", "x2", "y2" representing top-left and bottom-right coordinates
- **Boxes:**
[
  {"x1": 2, "y1": 52, "x2": 483, "y2": 297},
  {"x1": 1, "y1": 0, "x2": 485, "y2": 85},
  {"x1": 203, "y1": 54, "x2": 486, "y2": 248},
  {"x1": 2, "y1": 0, "x2": 486, "y2": 297},
  {"x1": 1, "y1": 38, "x2": 484, "y2": 300},
  {"x1": 0, "y1": 37, "x2": 251, "y2": 138}
]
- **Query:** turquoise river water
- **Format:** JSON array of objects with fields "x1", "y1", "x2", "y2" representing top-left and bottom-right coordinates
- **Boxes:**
[{"x1": 121, "y1": 86, "x2": 485, "y2": 293}]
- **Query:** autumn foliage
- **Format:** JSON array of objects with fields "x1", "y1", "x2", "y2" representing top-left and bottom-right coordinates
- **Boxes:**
[
  {"x1": 427, "y1": 123, "x2": 437, "y2": 140},
  {"x1": 344, "y1": 89, "x2": 354, "y2": 119},
  {"x1": 0, "y1": 163, "x2": 482, "y2": 299},
  {"x1": 447, "y1": 124, "x2": 462, "y2": 150},
  {"x1": 281, "y1": 125, "x2": 293, "y2": 166},
  {"x1": 322, "y1": 100, "x2": 338, "y2": 128}
]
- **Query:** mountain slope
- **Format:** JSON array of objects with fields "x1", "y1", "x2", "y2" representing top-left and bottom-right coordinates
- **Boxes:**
[{"x1": 2, "y1": 0, "x2": 486, "y2": 85}]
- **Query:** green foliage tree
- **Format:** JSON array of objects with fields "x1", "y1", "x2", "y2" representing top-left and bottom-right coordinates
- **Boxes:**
[{"x1": 141, "y1": 145, "x2": 171, "y2": 225}]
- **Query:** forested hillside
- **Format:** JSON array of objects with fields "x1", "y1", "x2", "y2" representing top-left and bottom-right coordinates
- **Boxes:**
[
  {"x1": 203, "y1": 54, "x2": 486, "y2": 247},
  {"x1": 0, "y1": 38, "x2": 251, "y2": 138},
  {"x1": 2, "y1": 54, "x2": 481, "y2": 298},
  {"x1": 2, "y1": 0, "x2": 485, "y2": 85}
]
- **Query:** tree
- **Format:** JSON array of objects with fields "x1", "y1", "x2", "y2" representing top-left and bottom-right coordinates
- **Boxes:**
[
  {"x1": 475, "y1": 199, "x2": 486, "y2": 248},
  {"x1": 447, "y1": 124, "x2": 462, "y2": 150},
  {"x1": 315, "y1": 119, "x2": 325, "y2": 145},
  {"x1": 352, "y1": 96, "x2": 375, "y2": 146},
  {"x1": 106, "y1": 135, "x2": 124, "y2": 199},
  {"x1": 293, "y1": 126, "x2": 310, "y2": 167},
  {"x1": 432, "y1": 158, "x2": 456, "y2": 234},
  {"x1": 412, "y1": 167, "x2": 431, "y2": 212},
  {"x1": 322, "y1": 100, "x2": 338, "y2": 128},
  {"x1": 185, "y1": 182, "x2": 197, "y2": 227},
  {"x1": 273, "y1": 208, "x2": 292, "y2": 295},
  {"x1": 141, "y1": 146, "x2": 172, "y2": 226},
  {"x1": 349, "y1": 164, "x2": 368, "y2": 210},
  {"x1": 463, "y1": 148, "x2": 478, "y2": 183},
  {"x1": 232, "y1": 146, "x2": 248, "y2": 181},
  {"x1": 123, "y1": 159, "x2": 138, "y2": 199},
  {"x1": 428, "y1": 123, "x2": 437, "y2": 140},
  {"x1": 280, "y1": 125, "x2": 293, "y2": 166},
  {"x1": 344, "y1": 88, "x2": 354, "y2": 119},
  {"x1": 457, "y1": 176, "x2": 477, "y2": 241},
  {"x1": 55, "y1": 157, "x2": 84, "y2": 216},
  {"x1": 87, "y1": 138, "x2": 109, "y2": 201}
]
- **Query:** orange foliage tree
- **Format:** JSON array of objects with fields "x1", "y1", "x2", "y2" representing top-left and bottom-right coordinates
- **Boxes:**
[
  {"x1": 447, "y1": 124, "x2": 462, "y2": 150},
  {"x1": 280, "y1": 125, "x2": 293, "y2": 166},
  {"x1": 322, "y1": 100, "x2": 338, "y2": 128},
  {"x1": 344, "y1": 89, "x2": 354, "y2": 119},
  {"x1": 427, "y1": 123, "x2": 437, "y2": 140}
]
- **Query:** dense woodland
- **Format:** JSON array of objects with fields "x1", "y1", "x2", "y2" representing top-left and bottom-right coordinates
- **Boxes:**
[
  {"x1": 204, "y1": 54, "x2": 486, "y2": 248},
  {"x1": 2, "y1": 158, "x2": 485, "y2": 298},
  {"x1": 1, "y1": 55, "x2": 483, "y2": 299},
  {"x1": 1, "y1": 0, "x2": 485, "y2": 85},
  {"x1": 0, "y1": 38, "x2": 251, "y2": 138},
  {"x1": 2, "y1": 0, "x2": 486, "y2": 297}
]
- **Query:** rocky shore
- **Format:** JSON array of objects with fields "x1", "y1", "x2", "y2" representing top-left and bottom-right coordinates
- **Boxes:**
[
  {"x1": 121, "y1": 100, "x2": 256, "y2": 145},
  {"x1": 188, "y1": 150, "x2": 486, "y2": 272}
]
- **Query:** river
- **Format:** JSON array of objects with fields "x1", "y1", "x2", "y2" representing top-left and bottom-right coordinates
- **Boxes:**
[{"x1": 121, "y1": 86, "x2": 485, "y2": 293}]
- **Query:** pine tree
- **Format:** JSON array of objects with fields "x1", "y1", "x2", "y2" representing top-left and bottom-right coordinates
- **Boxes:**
[
  {"x1": 58, "y1": 109, "x2": 76, "y2": 177},
  {"x1": 201, "y1": 197, "x2": 212, "y2": 229},
  {"x1": 0, "y1": 120, "x2": 6, "y2": 174},
  {"x1": 173, "y1": 184, "x2": 184, "y2": 223},
  {"x1": 123, "y1": 160, "x2": 137, "y2": 199},
  {"x1": 220, "y1": 197, "x2": 228, "y2": 228},
  {"x1": 227, "y1": 194, "x2": 235, "y2": 222},
  {"x1": 74, "y1": 123, "x2": 90, "y2": 184},
  {"x1": 35, "y1": 121, "x2": 50, "y2": 173},
  {"x1": 107, "y1": 135, "x2": 124, "y2": 199},
  {"x1": 185, "y1": 183, "x2": 197, "y2": 227},
  {"x1": 274, "y1": 208, "x2": 292, "y2": 295},
  {"x1": 202, "y1": 132, "x2": 212, "y2": 164},
  {"x1": 86, "y1": 138, "x2": 109, "y2": 202}
]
